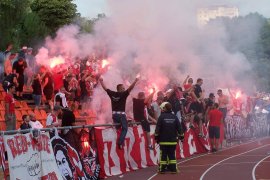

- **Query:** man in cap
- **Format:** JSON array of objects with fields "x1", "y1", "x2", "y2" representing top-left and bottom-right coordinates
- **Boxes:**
[{"x1": 155, "y1": 102, "x2": 184, "y2": 173}]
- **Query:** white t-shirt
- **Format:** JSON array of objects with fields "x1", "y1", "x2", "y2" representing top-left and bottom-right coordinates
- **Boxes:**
[
  {"x1": 29, "y1": 120, "x2": 43, "y2": 129},
  {"x1": 46, "y1": 113, "x2": 58, "y2": 127},
  {"x1": 151, "y1": 101, "x2": 161, "y2": 118}
]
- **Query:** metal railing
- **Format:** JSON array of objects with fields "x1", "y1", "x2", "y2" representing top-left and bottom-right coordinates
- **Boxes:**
[{"x1": 0, "y1": 122, "x2": 141, "y2": 135}]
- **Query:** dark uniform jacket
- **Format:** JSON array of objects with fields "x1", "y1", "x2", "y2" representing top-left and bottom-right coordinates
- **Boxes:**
[{"x1": 155, "y1": 111, "x2": 183, "y2": 145}]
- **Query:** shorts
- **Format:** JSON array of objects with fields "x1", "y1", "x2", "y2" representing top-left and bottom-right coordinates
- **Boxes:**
[
  {"x1": 190, "y1": 101, "x2": 204, "y2": 113},
  {"x1": 209, "y1": 126, "x2": 220, "y2": 139},
  {"x1": 141, "y1": 119, "x2": 150, "y2": 132}
]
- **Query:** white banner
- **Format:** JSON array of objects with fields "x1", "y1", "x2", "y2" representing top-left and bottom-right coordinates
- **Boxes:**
[{"x1": 4, "y1": 132, "x2": 62, "y2": 180}]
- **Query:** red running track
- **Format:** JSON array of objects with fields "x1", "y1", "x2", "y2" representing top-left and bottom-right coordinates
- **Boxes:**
[{"x1": 108, "y1": 137, "x2": 270, "y2": 180}]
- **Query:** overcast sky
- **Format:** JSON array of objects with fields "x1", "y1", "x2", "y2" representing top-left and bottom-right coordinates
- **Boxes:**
[{"x1": 74, "y1": 0, "x2": 270, "y2": 18}]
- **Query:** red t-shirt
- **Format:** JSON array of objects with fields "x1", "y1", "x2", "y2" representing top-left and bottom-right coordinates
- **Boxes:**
[
  {"x1": 53, "y1": 73, "x2": 64, "y2": 92},
  {"x1": 184, "y1": 84, "x2": 192, "y2": 91},
  {"x1": 208, "y1": 109, "x2": 223, "y2": 127},
  {"x1": 5, "y1": 94, "x2": 15, "y2": 113}
]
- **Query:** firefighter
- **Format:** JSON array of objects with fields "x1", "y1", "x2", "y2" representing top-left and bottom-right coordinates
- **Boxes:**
[{"x1": 155, "y1": 102, "x2": 184, "y2": 173}]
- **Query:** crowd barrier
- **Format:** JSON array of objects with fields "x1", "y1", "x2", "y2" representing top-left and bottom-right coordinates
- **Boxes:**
[
  {"x1": 0, "y1": 113, "x2": 268, "y2": 179},
  {"x1": 225, "y1": 113, "x2": 269, "y2": 141}
]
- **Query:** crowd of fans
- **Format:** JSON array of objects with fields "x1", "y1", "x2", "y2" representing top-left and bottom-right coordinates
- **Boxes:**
[{"x1": 0, "y1": 43, "x2": 269, "y2": 152}]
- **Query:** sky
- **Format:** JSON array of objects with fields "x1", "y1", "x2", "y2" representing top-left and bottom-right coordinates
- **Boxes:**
[{"x1": 74, "y1": 0, "x2": 270, "y2": 18}]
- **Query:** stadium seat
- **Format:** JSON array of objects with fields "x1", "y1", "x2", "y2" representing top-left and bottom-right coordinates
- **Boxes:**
[
  {"x1": 21, "y1": 101, "x2": 30, "y2": 110},
  {"x1": 39, "y1": 109, "x2": 48, "y2": 119},
  {"x1": 15, "y1": 110, "x2": 22, "y2": 121}
]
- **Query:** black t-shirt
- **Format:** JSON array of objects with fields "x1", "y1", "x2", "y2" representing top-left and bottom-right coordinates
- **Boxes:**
[
  {"x1": 3, "y1": 73, "x2": 16, "y2": 84},
  {"x1": 133, "y1": 98, "x2": 146, "y2": 121},
  {"x1": 194, "y1": 84, "x2": 202, "y2": 98},
  {"x1": 106, "y1": 89, "x2": 129, "y2": 112},
  {"x1": 43, "y1": 72, "x2": 53, "y2": 91},
  {"x1": 205, "y1": 98, "x2": 214, "y2": 110},
  {"x1": 12, "y1": 60, "x2": 27, "y2": 75},
  {"x1": 32, "y1": 79, "x2": 42, "y2": 95},
  {"x1": 61, "y1": 108, "x2": 76, "y2": 126}
]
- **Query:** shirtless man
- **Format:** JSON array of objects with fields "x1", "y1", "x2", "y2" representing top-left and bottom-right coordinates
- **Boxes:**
[{"x1": 217, "y1": 89, "x2": 229, "y2": 146}]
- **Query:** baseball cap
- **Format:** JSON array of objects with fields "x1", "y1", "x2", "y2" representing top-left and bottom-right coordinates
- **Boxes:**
[{"x1": 160, "y1": 102, "x2": 168, "y2": 110}]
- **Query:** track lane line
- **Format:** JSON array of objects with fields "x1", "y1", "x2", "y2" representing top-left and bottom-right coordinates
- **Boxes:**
[
  {"x1": 147, "y1": 137, "x2": 269, "y2": 180},
  {"x1": 200, "y1": 143, "x2": 270, "y2": 180},
  {"x1": 252, "y1": 154, "x2": 270, "y2": 180}
]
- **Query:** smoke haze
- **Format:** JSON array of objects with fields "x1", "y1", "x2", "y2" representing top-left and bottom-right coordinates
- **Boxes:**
[{"x1": 35, "y1": 0, "x2": 264, "y2": 121}]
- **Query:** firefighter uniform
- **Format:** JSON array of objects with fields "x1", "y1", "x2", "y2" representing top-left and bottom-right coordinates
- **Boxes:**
[{"x1": 155, "y1": 103, "x2": 183, "y2": 173}]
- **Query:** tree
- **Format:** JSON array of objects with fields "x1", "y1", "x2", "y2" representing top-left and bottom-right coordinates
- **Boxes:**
[
  {"x1": 0, "y1": 0, "x2": 31, "y2": 50},
  {"x1": 19, "y1": 12, "x2": 49, "y2": 47},
  {"x1": 31, "y1": 0, "x2": 77, "y2": 33}
]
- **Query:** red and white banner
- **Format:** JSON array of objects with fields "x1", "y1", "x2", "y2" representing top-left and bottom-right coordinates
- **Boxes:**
[
  {"x1": 95, "y1": 124, "x2": 210, "y2": 178},
  {"x1": 4, "y1": 132, "x2": 62, "y2": 180}
]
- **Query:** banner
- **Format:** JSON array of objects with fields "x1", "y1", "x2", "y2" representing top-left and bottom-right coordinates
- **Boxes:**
[
  {"x1": 4, "y1": 132, "x2": 62, "y2": 180},
  {"x1": 225, "y1": 113, "x2": 268, "y2": 140},
  {"x1": 0, "y1": 136, "x2": 8, "y2": 179},
  {"x1": 50, "y1": 130, "x2": 100, "y2": 180},
  {"x1": 95, "y1": 124, "x2": 210, "y2": 178}
]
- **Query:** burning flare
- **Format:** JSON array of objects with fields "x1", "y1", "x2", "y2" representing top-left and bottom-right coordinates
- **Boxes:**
[
  {"x1": 50, "y1": 56, "x2": 65, "y2": 68},
  {"x1": 101, "y1": 59, "x2": 110, "y2": 68},
  {"x1": 235, "y1": 91, "x2": 241, "y2": 99}
]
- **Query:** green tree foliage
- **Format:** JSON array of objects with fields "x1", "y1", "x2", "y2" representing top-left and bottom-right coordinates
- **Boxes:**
[
  {"x1": 31, "y1": 0, "x2": 77, "y2": 33},
  {"x1": 0, "y1": 0, "x2": 31, "y2": 49},
  {"x1": 19, "y1": 12, "x2": 49, "y2": 47}
]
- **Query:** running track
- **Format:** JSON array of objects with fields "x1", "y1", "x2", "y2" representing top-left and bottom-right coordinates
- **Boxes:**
[{"x1": 108, "y1": 137, "x2": 270, "y2": 180}]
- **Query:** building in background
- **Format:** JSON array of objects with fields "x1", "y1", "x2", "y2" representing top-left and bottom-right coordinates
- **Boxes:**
[{"x1": 197, "y1": 6, "x2": 239, "y2": 26}]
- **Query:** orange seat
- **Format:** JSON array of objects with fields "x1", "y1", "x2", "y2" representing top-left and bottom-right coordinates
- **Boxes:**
[
  {"x1": 15, "y1": 101, "x2": 22, "y2": 109},
  {"x1": 15, "y1": 110, "x2": 22, "y2": 121},
  {"x1": 20, "y1": 110, "x2": 28, "y2": 117},
  {"x1": 21, "y1": 101, "x2": 30, "y2": 109},
  {"x1": 0, "y1": 103, "x2": 4, "y2": 110},
  {"x1": 0, "y1": 111, "x2": 6, "y2": 121},
  {"x1": 33, "y1": 109, "x2": 43, "y2": 121},
  {"x1": 39, "y1": 110, "x2": 48, "y2": 119},
  {"x1": 0, "y1": 111, "x2": 4, "y2": 121},
  {"x1": 0, "y1": 93, "x2": 4, "y2": 101}
]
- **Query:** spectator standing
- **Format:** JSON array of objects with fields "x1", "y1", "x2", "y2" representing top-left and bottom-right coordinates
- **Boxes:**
[
  {"x1": 217, "y1": 89, "x2": 229, "y2": 147},
  {"x1": 151, "y1": 91, "x2": 165, "y2": 120},
  {"x1": 4, "y1": 53, "x2": 16, "y2": 76},
  {"x1": 205, "y1": 93, "x2": 216, "y2": 123},
  {"x1": 4, "y1": 84, "x2": 16, "y2": 130},
  {"x1": 99, "y1": 76, "x2": 139, "y2": 149},
  {"x1": 190, "y1": 78, "x2": 205, "y2": 137},
  {"x1": 12, "y1": 57, "x2": 27, "y2": 99},
  {"x1": 208, "y1": 103, "x2": 223, "y2": 152},
  {"x1": 31, "y1": 74, "x2": 42, "y2": 109},
  {"x1": 54, "y1": 87, "x2": 68, "y2": 108},
  {"x1": 40, "y1": 66, "x2": 54, "y2": 110},
  {"x1": 133, "y1": 91, "x2": 155, "y2": 150}
]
